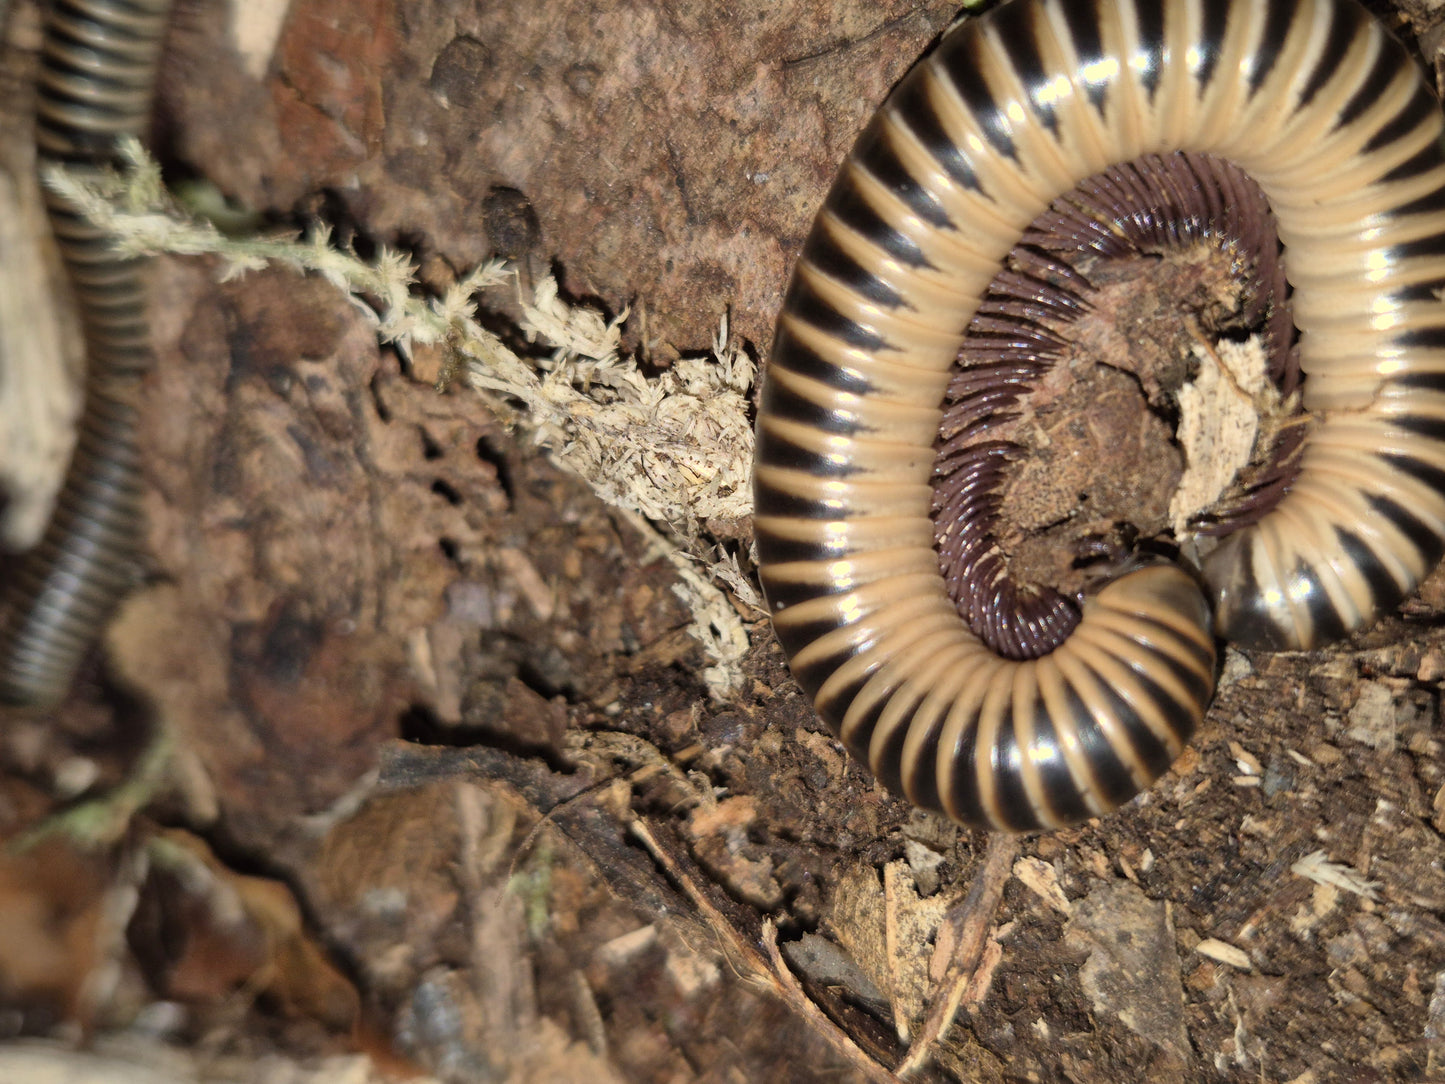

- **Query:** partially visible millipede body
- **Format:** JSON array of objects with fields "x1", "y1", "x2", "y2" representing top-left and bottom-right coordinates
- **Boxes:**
[
  {"x1": 0, "y1": 0, "x2": 175, "y2": 705},
  {"x1": 754, "y1": 0, "x2": 1445, "y2": 830}
]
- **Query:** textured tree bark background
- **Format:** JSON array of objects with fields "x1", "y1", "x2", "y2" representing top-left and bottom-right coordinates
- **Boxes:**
[{"x1": 9, "y1": 0, "x2": 1445, "y2": 1081}]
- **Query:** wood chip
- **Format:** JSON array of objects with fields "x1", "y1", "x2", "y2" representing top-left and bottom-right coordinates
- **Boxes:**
[
  {"x1": 1013, "y1": 856, "x2": 1072, "y2": 916},
  {"x1": 1195, "y1": 938, "x2": 1252, "y2": 971}
]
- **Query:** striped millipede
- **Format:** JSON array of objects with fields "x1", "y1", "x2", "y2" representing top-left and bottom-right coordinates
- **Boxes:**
[
  {"x1": 0, "y1": 0, "x2": 174, "y2": 706},
  {"x1": 754, "y1": 0, "x2": 1445, "y2": 831}
]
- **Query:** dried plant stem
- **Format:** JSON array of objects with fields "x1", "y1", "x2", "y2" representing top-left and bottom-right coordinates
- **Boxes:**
[
  {"x1": 628, "y1": 818, "x2": 903, "y2": 1084},
  {"x1": 898, "y1": 833, "x2": 1019, "y2": 1079}
]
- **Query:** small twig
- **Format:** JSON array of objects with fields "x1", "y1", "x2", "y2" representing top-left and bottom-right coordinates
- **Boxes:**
[
  {"x1": 761, "y1": 922, "x2": 903, "y2": 1084},
  {"x1": 898, "y1": 832, "x2": 1020, "y2": 1079},
  {"x1": 628, "y1": 818, "x2": 901, "y2": 1084}
]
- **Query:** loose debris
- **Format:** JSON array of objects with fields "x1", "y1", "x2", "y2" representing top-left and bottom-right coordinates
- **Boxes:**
[
  {"x1": 1064, "y1": 880, "x2": 1192, "y2": 1068},
  {"x1": 1290, "y1": 850, "x2": 1382, "y2": 902},
  {"x1": 1170, "y1": 335, "x2": 1274, "y2": 534},
  {"x1": 0, "y1": 803, "x2": 388, "y2": 1062}
]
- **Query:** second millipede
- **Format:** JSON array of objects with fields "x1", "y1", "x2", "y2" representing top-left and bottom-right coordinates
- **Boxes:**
[
  {"x1": 753, "y1": 0, "x2": 1445, "y2": 831},
  {"x1": 0, "y1": 0, "x2": 175, "y2": 706}
]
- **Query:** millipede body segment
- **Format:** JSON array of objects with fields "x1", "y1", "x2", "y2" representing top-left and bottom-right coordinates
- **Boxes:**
[
  {"x1": 0, "y1": 0, "x2": 175, "y2": 705},
  {"x1": 753, "y1": 0, "x2": 1445, "y2": 830},
  {"x1": 934, "y1": 150, "x2": 1298, "y2": 662}
]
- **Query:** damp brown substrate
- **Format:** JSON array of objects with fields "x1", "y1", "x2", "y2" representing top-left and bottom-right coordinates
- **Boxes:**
[{"x1": 932, "y1": 151, "x2": 1305, "y2": 661}]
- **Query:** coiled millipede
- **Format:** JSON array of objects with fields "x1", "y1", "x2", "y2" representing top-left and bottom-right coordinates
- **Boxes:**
[
  {"x1": 753, "y1": 0, "x2": 1445, "y2": 831},
  {"x1": 0, "y1": 0, "x2": 174, "y2": 705}
]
